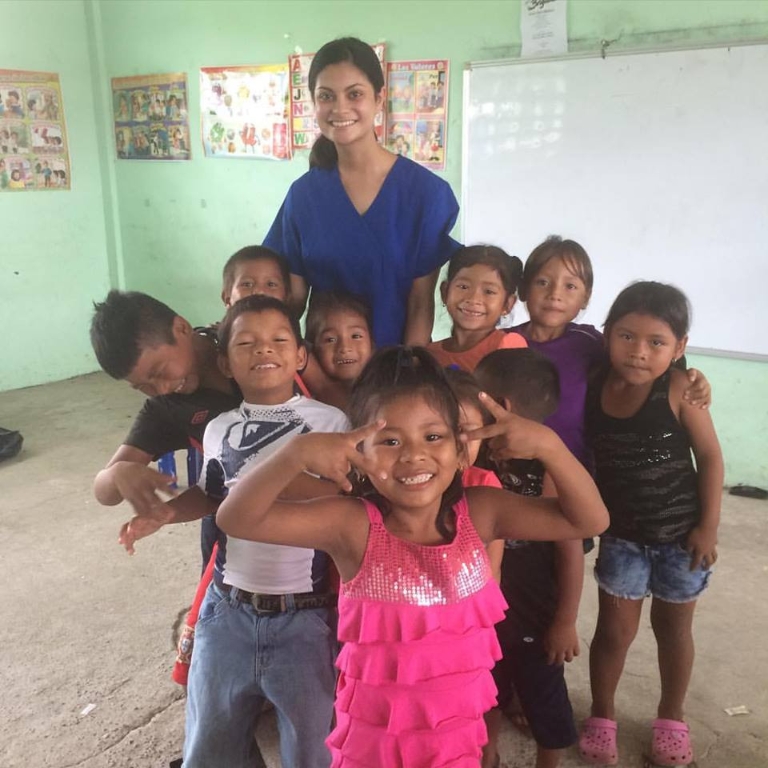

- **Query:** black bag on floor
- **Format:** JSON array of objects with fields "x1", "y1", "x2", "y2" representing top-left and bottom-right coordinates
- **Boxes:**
[{"x1": 0, "y1": 428, "x2": 23, "y2": 461}]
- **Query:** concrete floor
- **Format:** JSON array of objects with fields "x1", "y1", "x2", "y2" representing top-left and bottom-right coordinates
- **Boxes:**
[{"x1": 1, "y1": 372, "x2": 766, "y2": 768}]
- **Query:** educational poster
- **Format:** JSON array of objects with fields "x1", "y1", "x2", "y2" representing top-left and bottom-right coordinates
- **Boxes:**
[
  {"x1": 520, "y1": 0, "x2": 568, "y2": 58},
  {"x1": 386, "y1": 59, "x2": 448, "y2": 170},
  {"x1": 200, "y1": 64, "x2": 291, "y2": 160},
  {"x1": 289, "y1": 42, "x2": 386, "y2": 151},
  {"x1": 112, "y1": 73, "x2": 190, "y2": 161},
  {"x1": 0, "y1": 69, "x2": 70, "y2": 191}
]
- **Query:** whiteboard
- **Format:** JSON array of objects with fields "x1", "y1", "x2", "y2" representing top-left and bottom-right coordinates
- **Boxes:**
[{"x1": 462, "y1": 43, "x2": 768, "y2": 359}]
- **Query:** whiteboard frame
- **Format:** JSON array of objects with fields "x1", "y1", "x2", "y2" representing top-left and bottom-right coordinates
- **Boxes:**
[{"x1": 461, "y1": 40, "x2": 768, "y2": 362}]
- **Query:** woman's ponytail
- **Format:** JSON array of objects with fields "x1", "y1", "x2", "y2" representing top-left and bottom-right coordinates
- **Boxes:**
[{"x1": 309, "y1": 134, "x2": 338, "y2": 170}]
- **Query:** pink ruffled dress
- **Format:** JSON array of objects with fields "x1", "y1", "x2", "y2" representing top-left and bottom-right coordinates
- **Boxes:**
[{"x1": 327, "y1": 495, "x2": 508, "y2": 767}]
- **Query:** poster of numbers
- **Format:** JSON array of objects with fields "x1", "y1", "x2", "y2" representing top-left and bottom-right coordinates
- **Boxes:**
[
  {"x1": 386, "y1": 59, "x2": 449, "y2": 170},
  {"x1": 289, "y1": 42, "x2": 386, "y2": 151},
  {"x1": 200, "y1": 63, "x2": 291, "y2": 160},
  {"x1": 0, "y1": 69, "x2": 71, "y2": 191},
  {"x1": 112, "y1": 72, "x2": 191, "y2": 161}
]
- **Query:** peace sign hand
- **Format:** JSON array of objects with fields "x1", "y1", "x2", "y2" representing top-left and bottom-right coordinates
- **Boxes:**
[
  {"x1": 295, "y1": 420, "x2": 386, "y2": 493},
  {"x1": 461, "y1": 392, "x2": 556, "y2": 462}
]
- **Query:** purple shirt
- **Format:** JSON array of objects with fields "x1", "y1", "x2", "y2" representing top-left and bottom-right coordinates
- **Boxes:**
[{"x1": 512, "y1": 322, "x2": 604, "y2": 467}]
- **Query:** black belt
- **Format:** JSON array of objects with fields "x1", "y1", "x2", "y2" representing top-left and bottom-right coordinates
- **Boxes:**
[{"x1": 219, "y1": 583, "x2": 336, "y2": 614}]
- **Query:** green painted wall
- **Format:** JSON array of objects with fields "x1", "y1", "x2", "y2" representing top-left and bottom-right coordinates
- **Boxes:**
[
  {"x1": 2, "y1": 0, "x2": 767, "y2": 487},
  {"x1": 0, "y1": 0, "x2": 112, "y2": 391}
]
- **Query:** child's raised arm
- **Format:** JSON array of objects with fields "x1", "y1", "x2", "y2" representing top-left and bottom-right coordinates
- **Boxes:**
[
  {"x1": 464, "y1": 393, "x2": 608, "y2": 543},
  {"x1": 216, "y1": 422, "x2": 384, "y2": 565}
]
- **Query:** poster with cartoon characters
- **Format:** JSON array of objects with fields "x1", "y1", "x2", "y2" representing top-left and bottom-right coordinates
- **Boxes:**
[
  {"x1": 0, "y1": 69, "x2": 70, "y2": 191},
  {"x1": 386, "y1": 60, "x2": 449, "y2": 171},
  {"x1": 200, "y1": 64, "x2": 291, "y2": 160},
  {"x1": 289, "y1": 42, "x2": 386, "y2": 151},
  {"x1": 112, "y1": 73, "x2": 190, "y2": 161}
]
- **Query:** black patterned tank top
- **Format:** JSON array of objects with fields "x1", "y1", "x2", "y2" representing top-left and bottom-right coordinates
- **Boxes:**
[{"x1": 586, "y1": 369, "x2": 700, "y2": 544}]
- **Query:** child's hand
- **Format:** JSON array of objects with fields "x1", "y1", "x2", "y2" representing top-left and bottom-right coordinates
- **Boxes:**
[
  {"x1": 543, "y1": 619, "x2": 580, "y2": 665},
  {"x1": 118, "y1": 508, "x2": 173, "y2": 555},
  {"x1": 461, "y1": 393, "x2": 554, "y2": 462},
  {"x1": 112, "y1": 462, "x2": 179, "y2": 519},
  {"x1": 683, "y1": 368, "x2": 711, "y2": 409},
  {"x1": 295, "y1": 421, "x2": 386, "y2": 492},
  {"x1": 686, "y1": 525, "x2": 718, "y2": 570}
]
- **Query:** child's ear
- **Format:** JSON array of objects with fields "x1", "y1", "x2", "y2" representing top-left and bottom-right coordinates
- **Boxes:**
[
  {"x1": 217, "y1": 352, "x2": 232, "y2": 379},
  {"x1": 172, "y1": 315, "x2": 193, "y2": 341},
  {"x1": 439, "y1": 281, "x2": 449, "y2": 305},
  {"x1": 674, "y1": 335, "x2": 688, "y2": 362},
  {"x1": 296, "y1": 343, "x2": 308, "y2": 372},
  {"x1": 221, "y1": 289, "x2": 231, "y2": 308},
  {"x1": 503, "y1": 294, "x2": 517, "y2": 315}
]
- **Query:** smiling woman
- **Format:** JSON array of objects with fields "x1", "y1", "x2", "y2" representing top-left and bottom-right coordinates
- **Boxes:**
[{"x1": 264, "y1": 37, "x2": 461, "y2": 348}]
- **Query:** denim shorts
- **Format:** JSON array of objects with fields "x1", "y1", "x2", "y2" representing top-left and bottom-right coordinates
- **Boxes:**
[{"x1": 594, "y1": 535, "x2": 712, "y2": 603}]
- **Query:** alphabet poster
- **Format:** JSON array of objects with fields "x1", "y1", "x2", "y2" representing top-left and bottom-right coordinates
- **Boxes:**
[
  {"x1": 200, "y1": 64, "x2": 291, "y2": 160},
  {"x1": 289, "y1": 43, "x2": 386, "y2": 151},
  {"x1": 112, "y1": 73, "x2": 191, "y2": 160},
  {"x1": 386, "y1": 59, "x2": 449, "y2": 170},
  {"x1": 0, "y1": 69, "x2": 70, "y2": 191}
]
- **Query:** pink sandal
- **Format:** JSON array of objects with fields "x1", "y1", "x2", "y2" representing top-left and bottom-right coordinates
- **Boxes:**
[
  {"x1": 578, "y1": 717, "x2": 618, "y2": 765},
  {"x1": 651, "y1": 718, "x2": 693, "y2": 766}
]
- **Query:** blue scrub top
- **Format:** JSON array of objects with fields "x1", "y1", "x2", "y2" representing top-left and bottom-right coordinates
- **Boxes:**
[{"x1": 264, "y1": 155, "x2": 460, "y2": 347}]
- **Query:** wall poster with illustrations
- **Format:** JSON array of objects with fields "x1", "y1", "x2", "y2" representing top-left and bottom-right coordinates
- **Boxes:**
[
  {"x1": 112, "y1": 72, "x2": 191, "y2": 161},
  {"x1": 0, "y1": 69, "x2": 71, "y2": 191}
]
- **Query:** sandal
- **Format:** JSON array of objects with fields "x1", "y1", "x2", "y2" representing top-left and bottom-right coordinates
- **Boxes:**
[
  {"x1": 578, "y1": 717, "x2": 618, "y2": 765},
  {"x1": 651, "y1": 718, "x2": 693, "y2": 766}
]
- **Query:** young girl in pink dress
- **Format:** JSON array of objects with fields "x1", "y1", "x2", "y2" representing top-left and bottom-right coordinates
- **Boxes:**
[{"x1": 217, "y1": 347, "x2": 608, "y2": 767}]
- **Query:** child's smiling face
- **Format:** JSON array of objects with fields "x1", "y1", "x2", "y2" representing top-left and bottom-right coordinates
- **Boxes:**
[
  {"x1": 313, "y1": 309, "x2": 372, "y2": 384},
  {"x1": 362, "y1": 394, "x2": 460, "y2": 515},
  {"x1": 222, "y1": 309, "x2": 306, "y2": 404}
]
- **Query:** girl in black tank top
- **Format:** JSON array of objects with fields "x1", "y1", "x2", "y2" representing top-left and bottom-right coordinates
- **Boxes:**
[{"x1": 580, "y1": 282, "x2": 723, "y2": 768}]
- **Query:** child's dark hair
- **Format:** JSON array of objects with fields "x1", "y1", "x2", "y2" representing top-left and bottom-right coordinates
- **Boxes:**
[
  {"x1": 308, "y1": 37, "x2": 384, "y2": 170},
  {"x1": 446, "y1": 245, "x2": 523, "y2": 297},
  {"x1": 221, "y1": 245, "x2": 290, "y2": 296},
  {"x1": 90, "y1": 290, "x2": 177, "y2": 380},
  {"x1": 305, "y1": 290, "x2": 373, "y2": 346},
  {"x1": 475, "y1": 348, "x2": 560, "y2": 423},
  {"x1": 604, "y1": 281, "x2": 690, "y2": 340},
  {"x1": 521, "y1": 235, "x2": 594, "y2": 301},
  {"x1": 217, "y1": 295, "x2": 303, "y2": 352},
  {"x1": 348, "y1": 347, "x2": 463, "y2": 540},
  {"x1": 442, "y1": 367, "x2": 488, "y2": 425}
]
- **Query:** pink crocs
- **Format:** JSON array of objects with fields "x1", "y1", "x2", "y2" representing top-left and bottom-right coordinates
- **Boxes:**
[
  {"x1": 578, "y1": 716, "x2": 618, "y2": 765},
  {"x1": 651, "y1": 718, "x2": 693, "y2": 766}
]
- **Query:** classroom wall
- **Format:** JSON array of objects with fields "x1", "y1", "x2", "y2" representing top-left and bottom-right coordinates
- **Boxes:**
[
  {"x1": 0, "y1": 0, "x2": 112, "y2": 391},
  {"x1": 2, "y1": 0, "x2": 766, "y2": 486}
]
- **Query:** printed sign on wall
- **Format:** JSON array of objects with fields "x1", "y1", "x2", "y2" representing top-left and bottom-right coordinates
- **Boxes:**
[
  {"x1": 201, "y1": 64, "x2": 291, "y2": 160},
  {"x1": 112, "y1": 72, "x2": 191, "y2": 160},
  {"x1": 0, "y1": 69, "x2": 71, "y2": 190}
]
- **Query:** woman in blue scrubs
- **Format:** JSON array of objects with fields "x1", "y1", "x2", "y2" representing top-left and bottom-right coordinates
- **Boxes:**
[{"x1": 264, "y1": 37, "x2": 460, "y2": 347}]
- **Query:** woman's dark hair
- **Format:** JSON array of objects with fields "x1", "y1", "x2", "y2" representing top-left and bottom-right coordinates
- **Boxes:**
[
  {"x1": 348, "y1": 346, "x2": 463, "y2": 540},
  {"x1": 446, "y1": 244, "x2": 524, "y2": 297},
  {"x1": 604, "y1": 281, "x2": 690, "y2": 340},
  {"x1": 305, "y1": 290, "x2": 373, "y2": 346},
  {"x1": 308, "y1": 37, "x2": 384, "y2": 170},
  {"x1": 521, "y1": 235, "x2": 594, "y2": 302},
  {"x1": 217, "y1": 294, "x2": 303, "y2": 352}
]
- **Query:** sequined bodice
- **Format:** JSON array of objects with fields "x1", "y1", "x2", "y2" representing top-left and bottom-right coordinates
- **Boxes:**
[{"x1": 342, "y1": 496, "x2": 492, "y2": 606}]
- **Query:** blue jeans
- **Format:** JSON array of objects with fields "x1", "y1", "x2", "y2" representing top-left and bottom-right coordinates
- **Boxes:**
[
  {"x1": 595, "y1": 534, "x2": 712, "y2": 603},
  {"x1": 183, "y1": 582, "x2": 338, "y2": 768}
]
